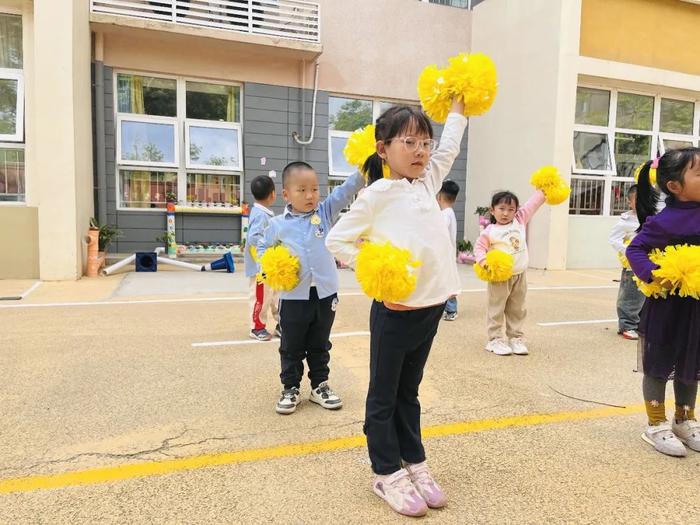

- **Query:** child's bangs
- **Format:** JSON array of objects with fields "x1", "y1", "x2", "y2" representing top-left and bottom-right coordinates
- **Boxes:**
[{"x1": 384, "y1": 106, "x2": 433, "y2": 140}]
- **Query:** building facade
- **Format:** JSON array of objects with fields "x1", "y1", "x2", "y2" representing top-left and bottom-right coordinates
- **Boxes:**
[{"x1": 3, "y1": 0, "x2": 700, "y2": 280}]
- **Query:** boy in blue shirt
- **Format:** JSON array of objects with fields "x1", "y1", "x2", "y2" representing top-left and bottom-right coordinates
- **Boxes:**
[
  {"x1": 245, "y1": 175, "x2": 279, "y2": 341},
  {"x1": 258, "y1": 161, "x2": 364, "y2": 414}
]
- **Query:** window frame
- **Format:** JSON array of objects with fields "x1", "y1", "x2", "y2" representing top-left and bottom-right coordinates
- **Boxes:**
[
  {"x1": 116, "y1": 114, "x2": 179, "y2": 169},
  {"x1": 0, "y1": 142, "x2": 25, "y2": 204},
  {"x1": 571, "y1": 84, "x2": 700, "y2": 217},
  {"x1": 113, "y1": 71, "x2": 244, "y2": 212},
  {"x1": 0, "y1": 68, "x2": 24, "y2": 143},
  {"x1": 184, "y1": 118, "x2": 243, "y2": 172}
]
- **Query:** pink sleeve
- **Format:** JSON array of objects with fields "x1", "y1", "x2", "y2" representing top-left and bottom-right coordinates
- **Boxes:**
[
  {"x1": 515, "y1": 190, "x2": 546, "y2": 226},
  {"x1": 474, "y1": 227, "x2": 491, "y2": 264}
]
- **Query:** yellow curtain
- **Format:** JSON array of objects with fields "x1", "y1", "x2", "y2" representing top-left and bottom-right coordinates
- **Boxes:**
[
  {"x1": 226, "y1": 86, "x2": 237, "y2": 122},
  {"x1": 131, "y1": 171, "x2": 150, "y2": 207},
  {"x1": 131, "y1": 76, "x2": 145, "y2": 114}
]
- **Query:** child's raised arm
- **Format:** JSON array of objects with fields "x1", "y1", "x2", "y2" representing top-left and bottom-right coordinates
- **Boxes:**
[
  {"x1": 514, "y1": 190, "x2": 546, "y2": 226},
  {"x1": 320, "y1": 171, "x2": 366, "y2": 224},
  {"x1": 425, "y1": 100, "x2": 468, "y2": 194}
]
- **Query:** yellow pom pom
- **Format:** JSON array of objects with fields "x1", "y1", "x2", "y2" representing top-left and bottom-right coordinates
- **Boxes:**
[
  {"x1": 343, "y1": 125, "x2": 391, "y2": 180},
  {"x1": 530, "y1": 165, "x2": 571, "y2": 205},
  {"x1": 249, "y1": 245, "x2": 258, "y2": 263},
  {"x1": 344, "y1": 124, "x2": 374, "y2": 174},
  {"x1": 417, "y1": 65, "x2": 452, "y2": 123},
  {"x1": 258, "y1": 245, "x2": 300, "y2": 291},
  {"x1": 633, "y1": 275, "x2": 668, "y2": 299},
  {"x1": 617, "y1": 251, "x2": 630, "y2": 270},
  {"x1": 445, "y1": 52, "x2": 498, "y2": 117},
  {"x1": 652, "y1": 244, "x2": 700, "y2": 299},
  {"x1": 355, "y1": 242, "x2": 422, "y2": 303},
  {"x1": 473, "y1": 250, "x2": 514, "y2": 282}
]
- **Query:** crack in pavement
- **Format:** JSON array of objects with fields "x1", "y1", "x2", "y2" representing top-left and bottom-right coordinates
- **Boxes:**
[{"x1": 0, "y1": 419, "x2": 367, "y2": 476}]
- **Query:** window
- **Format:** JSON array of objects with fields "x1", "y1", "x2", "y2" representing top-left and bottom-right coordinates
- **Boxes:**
[
  {"x1": 0, "y1": 146, "x2": 24, "y2": 202},
  {"x1": 119, "y1": 170, "x2": 177, "y2": 209},
  {"x1": 328, "y1": 97, "x2": 412, "y2": 177},
  {"x1": 115, "y1": 74, "x2": 242, "y2": 210},
  {"x1": 0, "y1": 13, "x2": 24, "y2": 202},
  {"x1": 571, "y1": 87, "x2": 699, "y2": 216}
]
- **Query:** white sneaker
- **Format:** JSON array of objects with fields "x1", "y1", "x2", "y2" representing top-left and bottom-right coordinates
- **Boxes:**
[
  {"x1": 485, "y1": 338, "x2": 511, "y2": 356},
  {"x1": 275, "y1": 387, "x2": 301, "y2": 415},
  {"x1": 641, "y1": 422, "x2": 687, "y2": 457},
  {"x1": 509, "y1": 337, "x2": 529, "y2": 355},
  {"x1": 672, "y1": 419, "x2": 700, "y2": 452},
  {"x1": 309, "y1": 381, "x2": 343, "y2": 410}
]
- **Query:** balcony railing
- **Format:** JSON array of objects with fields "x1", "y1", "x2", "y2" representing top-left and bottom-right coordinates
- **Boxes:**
[{"x1": 90, "y1": 0, "x2": 321, "y2": 43}]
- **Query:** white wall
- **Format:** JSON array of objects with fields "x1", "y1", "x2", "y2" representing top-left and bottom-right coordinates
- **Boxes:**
[
  {"x1": 567, "y1": 216, "x2": 620, "y2": 268},
  {"x1": 466, "y1": 0, "x2": 581, "y2": 269}
]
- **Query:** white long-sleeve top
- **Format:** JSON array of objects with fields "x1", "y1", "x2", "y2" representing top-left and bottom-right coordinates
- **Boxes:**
[
  {"x1": 608, "y1": 210, "x2": 640, "y2": 254},
  {"x1": 325, "y1": 112, "x2": 468, "y2": 308}
]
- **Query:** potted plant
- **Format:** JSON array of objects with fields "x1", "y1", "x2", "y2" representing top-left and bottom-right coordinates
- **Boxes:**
[
  {"x1": 165, "y1": 191, "x2": 177, "y2": 213},
  {"x1": 475, "y1": 206, "x2": 491, "y2": 231},
  {"x1": 457, "y1": 239, "x2": 475, "y2": 264},
  {"x1": 87, "y1": 218, "x2": 122, "y2": 277}
]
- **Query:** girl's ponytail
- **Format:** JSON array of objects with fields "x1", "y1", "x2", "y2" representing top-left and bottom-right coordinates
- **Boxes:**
[
  {"x1": 363, "y1": 153, "x2": 385, "y2": 186},
  {"x1": 635, "y1": 160, "x2": 658, "y2": 228}
]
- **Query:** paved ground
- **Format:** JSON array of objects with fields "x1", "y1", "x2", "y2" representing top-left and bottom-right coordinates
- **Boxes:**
[{"x1": 1, "y1": 265, "x2": 698, "y2": 524}]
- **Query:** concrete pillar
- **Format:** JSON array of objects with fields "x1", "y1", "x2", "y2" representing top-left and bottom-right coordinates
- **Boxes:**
[
  {"x1": 33, "y1": 0, "x2": 93, "y2": 280},
  {"x1": 466, "y1": 0, "x2": 581, "y2": 269}
]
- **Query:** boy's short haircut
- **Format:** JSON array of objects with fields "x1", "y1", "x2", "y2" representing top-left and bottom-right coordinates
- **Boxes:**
[
  {"x1": 250, "y1": 175, "x2": 276, "y2": 201},
  {"x1": 439, "y1": 179, "x2": 460, "y2": 202},
  {"x1": 282, "y1": 161, "x2": 314, "y2": 187}
]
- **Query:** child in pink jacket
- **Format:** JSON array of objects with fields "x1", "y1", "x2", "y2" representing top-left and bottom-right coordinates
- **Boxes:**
[{"x1": 474, "y1": 190, "x2": 546, "y2": 356}]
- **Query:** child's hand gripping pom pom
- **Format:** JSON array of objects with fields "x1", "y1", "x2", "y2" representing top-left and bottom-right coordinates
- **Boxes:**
[
  {"x1": 355, "y1": 242, "x2": 422, "y2": 303},
  {"x1": 343, "y1": 125, "x2": 390, "y2": 180},
  {"x1": 632, "y1": 249, "x2": 668, "y2": 299},
  {"x1": 473, "y1": 250, "x2": 514, "y2": 283},
  {"x1": 444, "y1": 52, "x2": 498, "y2": 117},
  {"x1": 257, "y1": 245, "x2": 300, "y2": 291},
  {"x1": 417, "y1": 52, "x2": 498, "y2": 123},
  {"x1": 530, "y1": 165, "x2": 571, "y2": 205}
]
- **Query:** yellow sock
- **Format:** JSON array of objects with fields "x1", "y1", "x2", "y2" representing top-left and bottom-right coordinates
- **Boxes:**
[
  {"x1": 645, "y1": 400, "x2": 666, "y2": 425},
  {"x1": 674, "y1": 404, "x2": 696, "y2": 422}
]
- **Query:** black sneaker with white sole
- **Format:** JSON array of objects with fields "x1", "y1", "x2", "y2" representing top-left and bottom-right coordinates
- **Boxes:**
[
  {"x1": 276, "y1": 387, "x2": 301, "y2": 414},
  {"x1": 250, "y1": 328, "x2": 273, "y2": 341},
  {"x1": 310, "y1": 381, "x2": 343, "y2": 410}
]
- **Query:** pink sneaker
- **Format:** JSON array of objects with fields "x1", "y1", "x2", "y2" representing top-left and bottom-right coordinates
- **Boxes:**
[
  {"x1": 372, "y1": 468, "x2": 428, "y2": 517},
  {"x1": 405, "y1": 461, "x2": 447, "y2": 508}
]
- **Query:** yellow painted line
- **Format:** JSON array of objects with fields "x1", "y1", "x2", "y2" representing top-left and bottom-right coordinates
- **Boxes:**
[{"x1": 0, "y1": 404, "x2": 644, "y2": 495}]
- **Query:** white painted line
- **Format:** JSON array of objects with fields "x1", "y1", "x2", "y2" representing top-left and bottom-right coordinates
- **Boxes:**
[
  {"x1": 538, "y1": 319, "x2": 617, "y2": 327},
  {"x1": 0, "y1": 284, "x2": 617, "y2": 309},
  {"x1": 20, "y1": 281, "x2": 42, "y2": 299},
  {"x1": 192, "y1": 330, "x2": 371, "y2": 348}
]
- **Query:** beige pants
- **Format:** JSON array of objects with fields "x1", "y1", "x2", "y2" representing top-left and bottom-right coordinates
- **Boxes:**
[
  {"x1": 487, "y1": 272, "x2": 527, "y2": 341},
  {"x1": 249, "y1": 277, "x2": 279, "y2": 331}
]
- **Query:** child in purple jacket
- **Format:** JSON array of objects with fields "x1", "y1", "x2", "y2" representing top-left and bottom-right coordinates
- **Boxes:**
[{"x1": 626, "y1": 148, "x2": 700, "y2": 457}]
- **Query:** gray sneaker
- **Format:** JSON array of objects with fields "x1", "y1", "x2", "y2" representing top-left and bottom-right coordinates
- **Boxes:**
[
  {"x1": 642, "y1": 422, "x2": 687, "y2": 457},
  {"x1": 672, "y1": 419, "x2": 700, "y2": 452},
  {"x1": 276, "y1": 387, "x2": 300, "y2": 414}
]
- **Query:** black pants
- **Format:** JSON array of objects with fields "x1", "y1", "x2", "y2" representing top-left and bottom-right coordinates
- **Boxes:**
[
  {"x1": 279, "y1": 288, "x2": 337, "y2": 389},
  {"x1": 364, "y1": 301, "x2": 444, "y2": 475}
]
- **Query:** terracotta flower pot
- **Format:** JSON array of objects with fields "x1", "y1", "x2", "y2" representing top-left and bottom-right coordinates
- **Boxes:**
[{"x1": 86, "y1": 229, "x2": 101, "y2": 277}]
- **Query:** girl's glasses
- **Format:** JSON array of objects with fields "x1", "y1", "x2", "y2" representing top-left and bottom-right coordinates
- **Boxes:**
[{"x1": 388, "y1": 137, "x2": 438, "y2": 153}]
